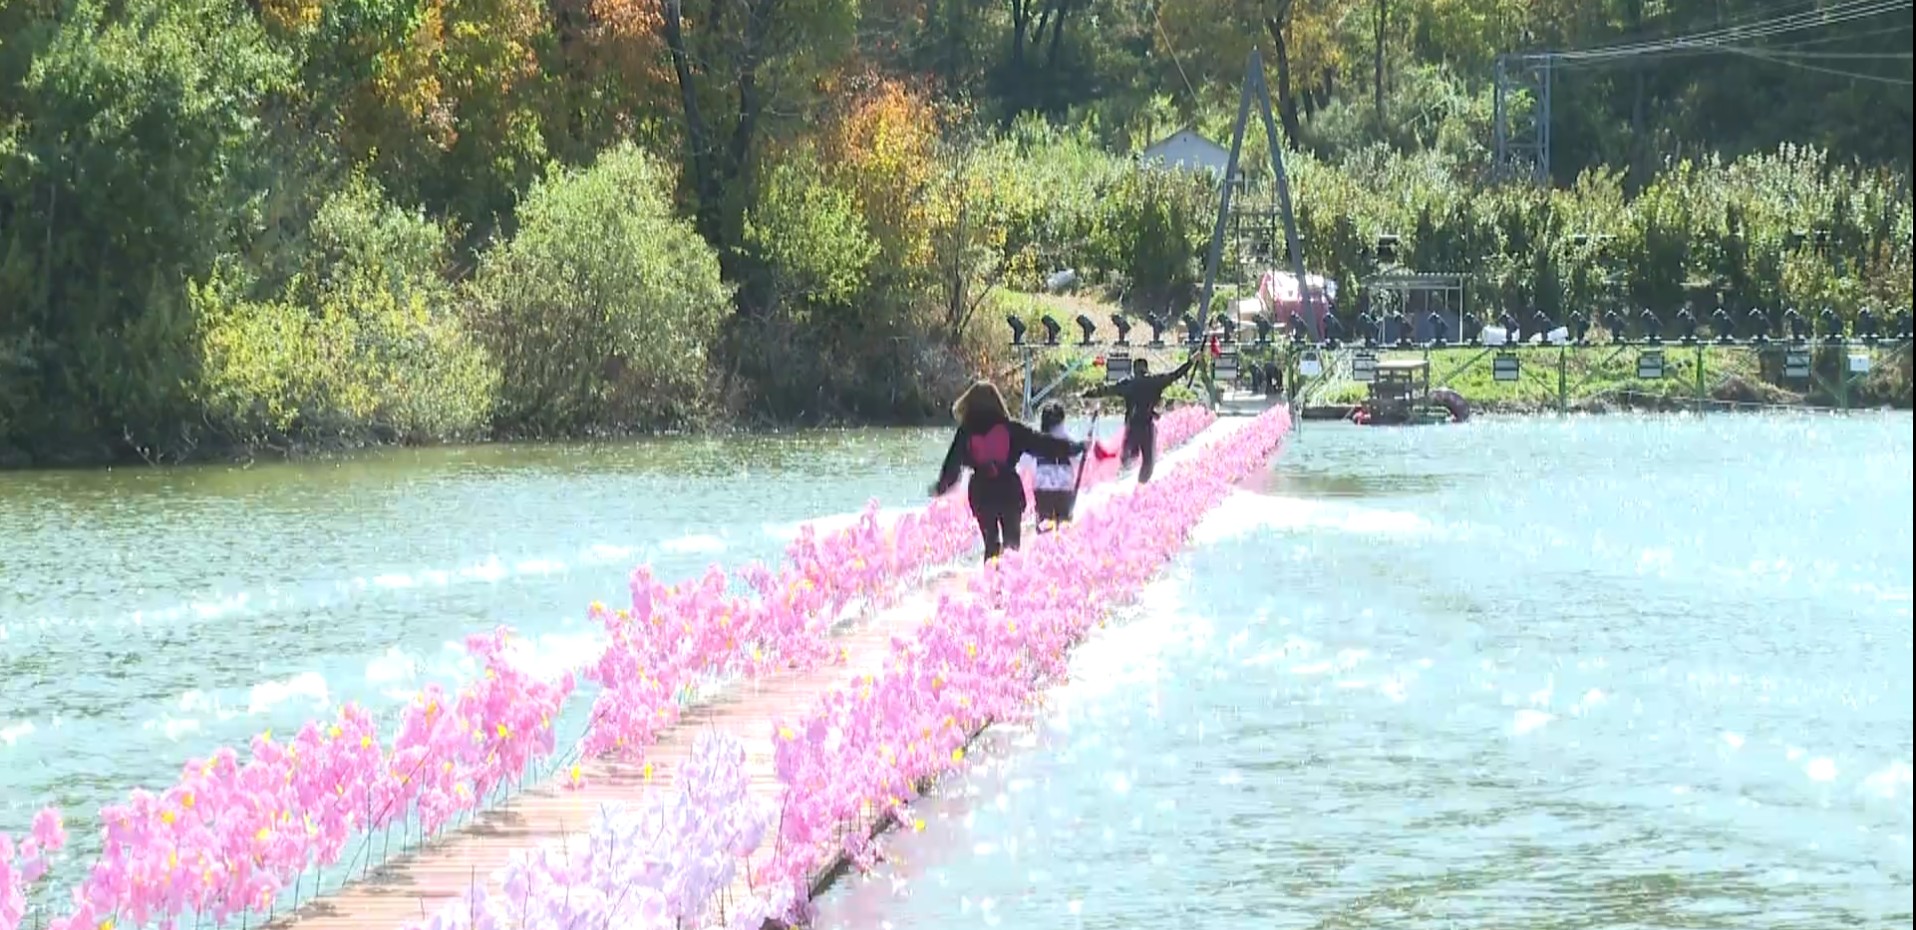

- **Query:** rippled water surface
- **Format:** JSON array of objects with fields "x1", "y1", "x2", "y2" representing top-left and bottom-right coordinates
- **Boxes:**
[
  {"x1": 814, "y1": 414, "x2": 1914, "y2": 930},
  {"x1": 3, "y1": 414, "x2": 1911, "y2": 929},
  {"x1": 0, "y1": 430, "x2": 955, "y2": 852}
]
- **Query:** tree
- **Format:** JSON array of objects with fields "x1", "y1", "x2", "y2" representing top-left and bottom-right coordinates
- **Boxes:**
[
  {"x1": 468, "y1": 144, "x2": 730, "y2": 433},
  {"x1": 1155, "y1": 0, "x2": 1357, "y2": 146},
  {"x1": 659, "y1": 0, "x2": 858, "y2": 300},
  {"x1": 0, "y1": 0, "x2": 292, "y2": 457}
]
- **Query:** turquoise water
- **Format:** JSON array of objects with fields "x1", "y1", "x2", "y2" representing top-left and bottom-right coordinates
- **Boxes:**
[
  {"x1": 814, "y1": 414, "x2": 1914, "y2": 929},
  {"x1": 3, "y1": 414, "x2": 1909, "y2": 927},
  {"x1": 0, "y1": 430, "x2": 965, "y2": 885}
]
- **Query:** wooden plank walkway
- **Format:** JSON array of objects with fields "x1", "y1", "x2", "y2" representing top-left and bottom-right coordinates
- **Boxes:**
[{"x1": 265, "y1": 417, "x2": 1246, "y2": 930}]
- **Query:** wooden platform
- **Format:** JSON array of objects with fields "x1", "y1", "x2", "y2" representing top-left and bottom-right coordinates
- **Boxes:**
[
  {"x1": 1215, "y1": 389, "x2": 1281, "y2": 417},
  {"x1": 262, "y1": 417, "x2": 1248, "y2": 930}
]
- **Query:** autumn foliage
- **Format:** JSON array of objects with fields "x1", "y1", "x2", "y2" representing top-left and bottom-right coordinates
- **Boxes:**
[
  {"x1": 819, "y1": 77, "x2": 946, "y2": 271},
  {"x1": 0, "y1": 0, "x2": 1909, "y2": 464}
]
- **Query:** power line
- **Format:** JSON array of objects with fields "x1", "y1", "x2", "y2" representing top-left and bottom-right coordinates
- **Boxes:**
[
  {"x1": 1151, "y1": 5, "x2": 1200, "y2": 116},
  {"x1": 1551, "y1": 0, "x2": 1823, "y2": 54},
  {"x1": 1758, "y1": 21, "x2": 1913, "y2": 47},
  {"x1": 1551, "y1": 0, "x2": 1899, "y2": 59},
  {"x1": 1491, "y1": 0, "x2": 1911, "y2": 181},
  {"x1": 1725, "y1": 43, "x2": 1916, "y2": 82},
  {"x1": 1545, "y1": 0, "x2": 1911, "y2": 64}
]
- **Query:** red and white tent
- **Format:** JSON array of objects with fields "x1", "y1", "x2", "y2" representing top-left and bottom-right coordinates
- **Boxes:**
[{"x1": 1252, "y1": 270, "x2": 1338, "y2": 336}]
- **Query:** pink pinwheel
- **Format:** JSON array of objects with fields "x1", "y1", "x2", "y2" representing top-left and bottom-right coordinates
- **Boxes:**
[{"x1": 22, "y1": 407, "x2": 1230, "y2": 930}]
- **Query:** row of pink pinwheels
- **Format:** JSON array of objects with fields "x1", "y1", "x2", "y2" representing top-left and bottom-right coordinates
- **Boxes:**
[
  {"x1": 1, "y1": 408, "x2": 1216, "y2": 930},
  {"x1": 400, "y1": 406, "x2": 1291, "y2": 930}
]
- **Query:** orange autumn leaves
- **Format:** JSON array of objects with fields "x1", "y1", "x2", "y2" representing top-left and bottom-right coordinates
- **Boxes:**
[
  {"x1": 259, "y1": 0, "x2": 667, "y2": 157},
  {"x1": 584, "y1": 0, "x2": 674, "y2": 89},
  {"x1": 818, "y1": 78, "x2": 945, "y2": 270}
]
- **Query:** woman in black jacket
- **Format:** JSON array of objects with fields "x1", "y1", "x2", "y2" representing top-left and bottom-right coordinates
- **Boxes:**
[{"x1": 931, "y1": 380, "x2": 1086, "y2": 562}]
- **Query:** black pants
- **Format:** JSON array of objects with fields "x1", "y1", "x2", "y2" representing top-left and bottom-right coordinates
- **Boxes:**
[
  {"x1": 973, "y1": 505, "x2": 1023, "y2": 561},
  {"x1": 1122, "y1": 418, "x2": 1157, "y2": 484},
  {"x1": 969, "y1": 475, "x2": 1025, "y2": 561},
  {"x1": 1033, "y1": 489, "x2": 1076, "y2": 525}
]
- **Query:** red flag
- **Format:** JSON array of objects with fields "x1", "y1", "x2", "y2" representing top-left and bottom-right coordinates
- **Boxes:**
[{"x1": 1208, "y1": 334, "x2": 1222, "y2": 359}]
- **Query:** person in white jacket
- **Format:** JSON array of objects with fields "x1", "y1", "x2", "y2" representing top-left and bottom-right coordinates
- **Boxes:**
[{"x1": 1031, "y1": 404, "x2": 1081, "y2": 530}]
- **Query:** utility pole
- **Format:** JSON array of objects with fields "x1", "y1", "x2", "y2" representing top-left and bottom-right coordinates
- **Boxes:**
[{"x1": 1492, "y1": 53, "x2": 1553, "y2": 185}]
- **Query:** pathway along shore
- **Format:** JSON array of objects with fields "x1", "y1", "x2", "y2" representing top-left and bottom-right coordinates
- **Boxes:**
[{"x1": 259, "y1": 416, "x2": 1256, "y2": 930}]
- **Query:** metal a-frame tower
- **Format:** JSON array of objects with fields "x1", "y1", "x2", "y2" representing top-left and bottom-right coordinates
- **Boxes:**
[
  {"x1": 1198, "y1": 49, "x2": 1316, "y2": 339},
  {"x1": 1492, "y1": 53, "x2": 1552, "y2": 185}
]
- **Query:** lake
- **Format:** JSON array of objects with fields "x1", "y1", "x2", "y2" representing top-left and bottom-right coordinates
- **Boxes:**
[
  {"x1": 3, "y1": 413, "x2": 1910, "y2": 928},
  {"x1": 812, "y1": 414, "x2": 1914, "y2": 930}
]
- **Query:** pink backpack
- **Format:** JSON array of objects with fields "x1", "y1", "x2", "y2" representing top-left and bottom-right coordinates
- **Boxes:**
[{"x1": 967, "y1": 424, "x2": 1011, "y2": 478}]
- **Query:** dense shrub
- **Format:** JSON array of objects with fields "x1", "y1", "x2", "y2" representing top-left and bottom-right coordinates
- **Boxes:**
[
  {"x1": 468, "y1": 144, "x2": 729, "y2": 435},
  {"x1": 745, "y1": 150, "x2": 880, "y2": 318},
  {"x1": 1265, "y1": 144, "x2": 1912, "y2": 330},
  {"x1": 0, "y1": 0, "x2": 291, "y2": 462},
  {"x1": 192, "y1": 180, "x2": 497, "y2": 449}
]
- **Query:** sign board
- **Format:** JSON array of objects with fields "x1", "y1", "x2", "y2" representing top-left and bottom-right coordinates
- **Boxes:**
[
  {"x1": 1298, "y1": 350, "x2": 1323, "y2": 379},
  {"x1": 1352, "y1": 351, "x2": 1379, "y2": 384},
  {"x1": 1849, "y1": 353, "x2": 1871, "y2": 374},
  {"x1": 1784, "y1": 350, "x2": 1812, "y2": 380},
  {"x1": 1636, "y1": 350, "x2": 1665, "y2": 380},
  {"x1": 1492, "y1": 352, "x2": 1521, "y2": 382},
  {"x1": 1105, "y1": 354, "x2": 1133, "y2": 383}
]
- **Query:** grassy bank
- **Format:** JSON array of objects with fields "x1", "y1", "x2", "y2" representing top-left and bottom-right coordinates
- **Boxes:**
[
  {"x1": 1311, "y1": 343, "x2": 1914, "y2": 413},
  {"x1": 1001, "y1": 293, "x2": 1913, "y2": 415}
]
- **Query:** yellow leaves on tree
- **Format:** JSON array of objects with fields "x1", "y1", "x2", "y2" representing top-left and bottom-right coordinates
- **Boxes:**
[
  {"x1": 259, "y1": 0, "x2": 324, "y2": 35},
  {"x1": 820, "y1": 77, "x2": 943, "y2": 271},
  {"x1": 370, "y1": 2, "x2": 453, "y2": 148},
  {"x1": 357, "y1": 0, "x2": 542, "y2": 153},
  {"x1": 437, "y1": 0, "x2": 543, "y2": 105},
  {"x1": 1155, "y1": 0, "x2": 1357, "y2": 102}
]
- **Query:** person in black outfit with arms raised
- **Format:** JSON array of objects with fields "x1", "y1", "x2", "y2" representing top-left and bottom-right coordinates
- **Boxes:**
[
  {"x1": 932, "y1": 380, "x2": 1087, "y2": 562},
  {"x1": 1080, "y1": 350, "x2": 1197, "y2": 484}
]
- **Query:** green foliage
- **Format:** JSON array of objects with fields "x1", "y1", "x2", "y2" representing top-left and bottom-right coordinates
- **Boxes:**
[
  {"x1": 1273, "y1": 143, "x2": 1911, "y2": 331},
  {"x1": 191, "y1": 181, "x2": 497, "y2": 449},
  {"x1": 3, "y1": 0, "x2": 1913, "y2": 465},
  {"x1": 1086, "y1": 166, "x2": 1214, "y2": 311},
  {"x1": 468, "y1": 144, "x2": 729, "y2": 435},
  {"x1": 745, "y1": 151, "x2": 880, "y2": 315},
  {"x1": 0, "y1": 0, "x2": 292, "y2": 459}
]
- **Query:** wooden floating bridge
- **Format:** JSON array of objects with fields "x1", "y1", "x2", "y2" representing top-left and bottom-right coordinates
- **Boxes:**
[{"x1": 254, "y1": 419, "x2": 1247, "y2": 930}]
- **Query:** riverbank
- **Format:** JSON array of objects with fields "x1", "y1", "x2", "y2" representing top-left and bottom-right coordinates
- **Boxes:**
[
  {"x1": 0, "y1": 412, "x2": 958, "y2": 472},
  {"x1": 1313, "y1": 344, "x2": 1913, "y2": 413},
  {"x1": 1003, "y1": 291, "x2": 1915, "y2": 413}
]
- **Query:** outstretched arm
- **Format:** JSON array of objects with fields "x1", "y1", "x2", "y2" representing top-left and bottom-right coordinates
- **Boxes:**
[
  {"x1": 1134, "y1": 354, "x2": 1195, "y2": 395},
  {"x1": 1010, "y1": 421, "x2": 1085, "y2": 461},
  {"x1": 1081, "y1": 381, "x2": 1122, "y2": 400},
  {"x1": 930, "y1": 429, "x2": 965, "y2": 496},
  {"x1": 1165, "y1": 353, "x2": 1199, "y2": 384}
]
